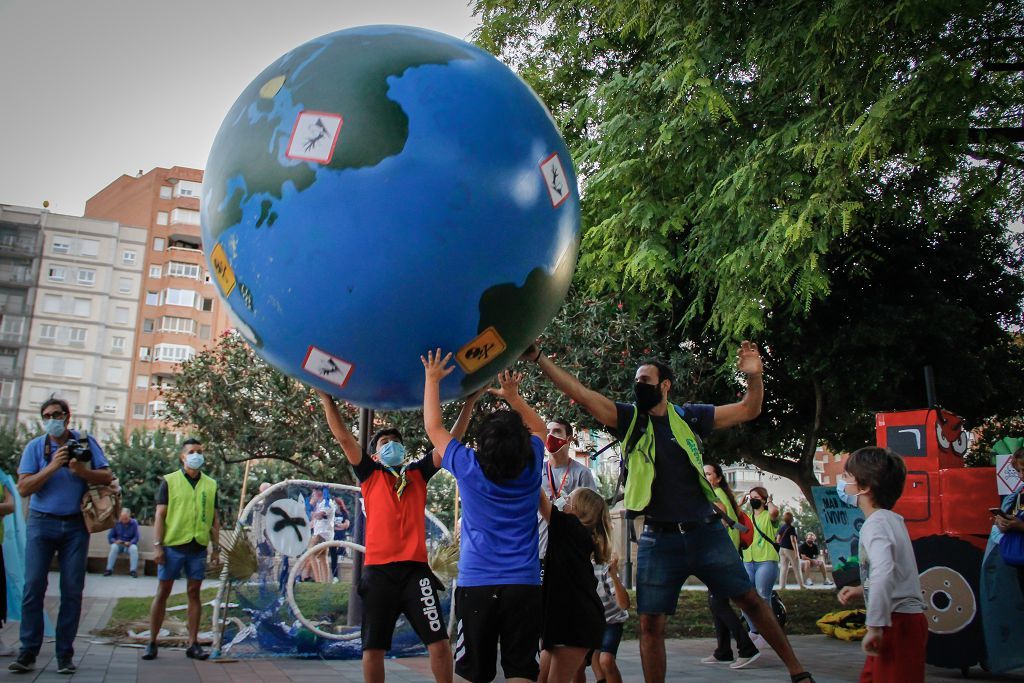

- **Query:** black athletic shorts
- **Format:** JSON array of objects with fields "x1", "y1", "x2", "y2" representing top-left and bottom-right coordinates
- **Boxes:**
[
  {"x1": 454, "y1": 584, "x2": 541, "y2": 683},
  {"x1": 359, "y1": 561, "x2": 447, "y2": 651}
]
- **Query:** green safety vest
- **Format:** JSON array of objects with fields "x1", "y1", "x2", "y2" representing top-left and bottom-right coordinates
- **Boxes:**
[
  {"x1": 163, "y1": 470, "x2": 217, "y2": 547},
  {"x1": 620, "y1": 403, "x2": 716, "y2": 513},
  {"x1": 742, "y1": 508, "x2": 780, "y2": 563},
  {"x1": 715, "y1": 487, "x2": 741, "y2": 549}
]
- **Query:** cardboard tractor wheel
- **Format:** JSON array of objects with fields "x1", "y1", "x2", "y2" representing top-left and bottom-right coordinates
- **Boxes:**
[{"x1": 913, "y1": 535, "x2": 985, "y2": 671}]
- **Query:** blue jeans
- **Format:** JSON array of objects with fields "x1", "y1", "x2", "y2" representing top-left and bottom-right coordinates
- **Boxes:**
[
  {"x1": 21, "y1": 512, "x2": 89, "y2": 658},
  {"x1": 636, "y1": 521, "x2": 753, "y2": 614},
  {"x1": 742, "y1": 560, "x2": 779, "y2": 633},
  {"x1": 157, "y1": 546, "x2": 207, "y2": 581},
  {"x1": 106, "y1": 543, "x2": 138, "y2": 573}
]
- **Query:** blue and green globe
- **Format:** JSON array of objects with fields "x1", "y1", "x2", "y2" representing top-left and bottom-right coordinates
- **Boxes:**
[{"x1": 202, "y1": 25, "x2": 580, "y2": 409}]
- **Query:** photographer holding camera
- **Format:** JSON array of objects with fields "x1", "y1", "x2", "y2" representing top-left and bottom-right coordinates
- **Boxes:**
[{"x1": 9, "y1": 399, "x2": 111, "y2": 675}]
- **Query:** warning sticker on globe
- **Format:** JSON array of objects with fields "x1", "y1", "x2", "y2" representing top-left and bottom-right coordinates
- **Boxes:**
[
  {"x1": 456, "y1": 326, "x2": 507, "y2": 373},
  {"x1": 210, "y1": 242, "x2": 236, "y2": 296},
  {"x1": 303, "y1": 346, "x2": 354, "y2": 388},
  {"x1": 286, "y1": 111, "x2": 343, "y2": 164},
  {"x1": 540, "y1": 152, "x2": 570, "y2": 208}
]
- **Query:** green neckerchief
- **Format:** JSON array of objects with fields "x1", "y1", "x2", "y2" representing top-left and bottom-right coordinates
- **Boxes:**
[{"x1": 381, "y1": 461, "x2": 410, "y2": 499}]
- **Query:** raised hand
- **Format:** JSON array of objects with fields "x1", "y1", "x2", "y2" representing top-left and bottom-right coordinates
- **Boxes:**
[
  {"x1": 421, "y1": 348, "x2": 455, "y2": 383},
  {"x1": 487, "y1": 369, "x2": 524, "y2": 401},
  {"x1": 736, "y1": 340, "x2": 763, "y2": 376}
]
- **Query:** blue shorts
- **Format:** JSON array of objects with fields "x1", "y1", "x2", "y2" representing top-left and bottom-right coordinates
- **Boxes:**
[
  {"x1": 158, "y1": 546, "x2": 207, "y2": 581},
  {"x1": 601, "y1": 621, "x2": 625, "y2": 655},
  {"x1": 636, "y1": 521, "x2": 752, "y2": 614}
]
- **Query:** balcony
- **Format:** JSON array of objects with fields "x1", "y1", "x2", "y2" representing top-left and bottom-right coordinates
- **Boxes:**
[
  {"x1": 0, "y1": 331, "x2": 27, "y2": 345},
  {"x1": 0, "y1": 240, "x2": 37, "y2": 257},
  {"x1": 0, "y1": 272, "x2": 33, "y2": 288}
]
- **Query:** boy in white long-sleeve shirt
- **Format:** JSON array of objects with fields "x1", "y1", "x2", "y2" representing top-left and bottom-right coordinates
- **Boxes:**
[{"x1": 837, "y1": 447, "x2": 927, "y2": 683}]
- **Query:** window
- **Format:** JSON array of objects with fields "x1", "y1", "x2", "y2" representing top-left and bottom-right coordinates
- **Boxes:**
[
  {"x1": 33, "y1": 355, "x2": 85, "y2": 378},
  {"x1": 145, "y1": 291, "x2": 159, "y2": 306},
  {"x1": 135, "y1": 375, "x2": 148, "y2": 389},
  {"x1": 111, "y1": 336, "x2": 126, "y2": 354},
  {"x1": 105, "y1": 366, "x2": 122, "y2": 384},
  {"x1": 122, "y1": 250, "x2": 137, "y2": 265},
  {"x1": 139, "y1": 346, "x2": 151, "y2": 361},
  {"x1": 159, "y1": 186, "x2": 172, "y2": 199},
  {"x1": 173, "y1": 180, "x2": 202, "y2": 198},
  {"x1": 156, "y1": 211, "x2": 168, "y2": 226},
  {"x1": 143, "y1": 318, "x2": 154, "y2": 333},
  {"x1": 68, "y1": 327, "x2": 87, "y2": 347},
  {"x1": 148, "y1": 265, "x2": 161, "y2": 279},
  {"x1": 148, "y1": 400, "x2": 167, "y2": 418},
  {"x1": 201, "y1": 298, "x2": 213, "y2": 312},
  {"x1": 47, "y1": 267, "x2": 66, "y2": 282},
  {"x1": 164, "y1": 288, "x2": 196, "y2": 308},
  {"x1": 199, "y1": 324, "x2": 211, "y2": 340},
  {"x1": 42, "y1": 294, "x2": 61, "y2": 314},
  {"x1": 103, "y1": 399, "x2": 118, "y2": 414},
  {"x1": 153, "y1": 343, "x2": 195, "y2": 363},
  {"x1": 132, "y1": 403, "x2": 146, "y2": 419},
  {"x1": 52, "y1": 238, "x2": 70, "y2": 255},
  {"x1": 39, "y1": 324, "x2": 57, "y2": 343},
  {"x1": 160, "y1": 316, "x2": 195, "y2": 334},
  {"x1": 166, "y1": 261, "x2": 200, "y2": 279},
  {"x1": 113, "y1": 306, "x2": 129, "y2": 325},
  {"x1": 170, "y1": 208, "x2": 200, "y2": 225},
  {"x1": 73, "y1": 298, "x2": 91, "y2": 317},
  {"x1": 0, "y1": 380, "x2": 16, "y2": 403},
  {"x1": 0, "y1": 316, "x2": 24, "y2": 343},
  {"x1": 153, "y1": 237, "x2": 165, "y2": 252},
  {"x1": 118, "y1": 276, "x2": 132, "y2": 294},
  {"x1": 78, "y1": 239, "x2": 99, "y2": 257},
  {"x1": 77, "y1": 268, "x2": 96, "y2": 286},
  {"x1": 0, "y1": 353, "x2": 14, "y2": 374}
]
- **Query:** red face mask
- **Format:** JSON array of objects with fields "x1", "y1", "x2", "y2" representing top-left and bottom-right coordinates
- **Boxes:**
[{"x1": 546, "y1": 435, "x2": 569, "y2": 453}]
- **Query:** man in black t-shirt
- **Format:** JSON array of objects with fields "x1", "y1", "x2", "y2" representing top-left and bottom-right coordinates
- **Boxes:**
[
  {"x1": 799, "y1": 533, "x2": 832, "y2": 585},
  {"x1": 523, "y1": 341, "x2": 815, "y2": 683}
]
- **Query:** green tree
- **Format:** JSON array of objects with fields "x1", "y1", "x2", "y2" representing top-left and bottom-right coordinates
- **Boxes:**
[{"x1": 474, "y1": 0, "x2": 1024, "y2": 342}]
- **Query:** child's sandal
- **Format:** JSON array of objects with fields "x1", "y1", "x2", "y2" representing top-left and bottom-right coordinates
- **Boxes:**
[{"x1": 791, "y1": 674, "x2": 816, "y2": 683}]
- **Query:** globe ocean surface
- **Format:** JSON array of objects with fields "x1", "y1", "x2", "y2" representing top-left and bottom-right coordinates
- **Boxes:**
[{"x1": 202, "y1": 25, "x2": 580, "y2": 409}]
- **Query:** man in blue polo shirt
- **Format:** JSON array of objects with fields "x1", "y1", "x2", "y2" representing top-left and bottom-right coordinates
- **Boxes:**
[{"x1": 10, "y1": 399, "x2": 111, "y2": 675}]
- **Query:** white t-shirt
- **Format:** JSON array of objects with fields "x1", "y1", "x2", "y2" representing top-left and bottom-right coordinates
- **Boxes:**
[
  {"x1": 310, "y1": 498, "x2": 336, "y2": 539},
  {"x1": 858, "y1": 509, "x2": 926, "y2": 627},
  {"x1": 539, "y1": 457, "x2": 598, "y2": 559}
]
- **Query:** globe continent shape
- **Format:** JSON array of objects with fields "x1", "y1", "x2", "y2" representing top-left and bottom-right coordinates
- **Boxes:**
[{"x1": 201, "y1": 25, "x2": 581, "y2": 409}]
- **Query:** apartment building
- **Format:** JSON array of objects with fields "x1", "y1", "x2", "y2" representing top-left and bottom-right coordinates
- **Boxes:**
[
  {"x1": 84, "y1": 166, "x2": 230, "y2": 430},
  {"x1": 0, "y1": 205, "x2": 44, "y2": 424},
  {"x1": 15, "y1": 210, "x2": 144, "y2": 436}
]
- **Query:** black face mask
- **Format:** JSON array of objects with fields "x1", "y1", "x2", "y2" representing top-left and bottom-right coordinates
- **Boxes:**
[
  {"x1": 750, "y1": 499, "x2": 764, "y2": 510},
  {"x1": 634, "y1": 382, "x2": 662, "y2": 412}
]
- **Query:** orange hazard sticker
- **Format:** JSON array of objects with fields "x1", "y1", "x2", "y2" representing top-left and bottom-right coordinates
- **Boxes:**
[
  {"x1": 211, "y1": 243, "x2": 236, "y2": 296},
  {"x1": 456, "y1": 327, "x2": 507, "y2": 373}
]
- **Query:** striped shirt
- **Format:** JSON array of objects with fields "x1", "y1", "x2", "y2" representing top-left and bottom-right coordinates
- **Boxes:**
[{"x1": 594, "y1": 563, "x2": 629, "y2": 624}]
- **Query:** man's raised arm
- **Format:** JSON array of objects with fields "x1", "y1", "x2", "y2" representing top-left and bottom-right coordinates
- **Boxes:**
[
  {"x1": 711, "y1": 341, "x2": 764, "y2": 430},
  {"x1": 316, "y1": 390, "x2": 363, "y2": 465},
  {"x1": 522, "y1": 342, "x2": 618, "y2": 428}
]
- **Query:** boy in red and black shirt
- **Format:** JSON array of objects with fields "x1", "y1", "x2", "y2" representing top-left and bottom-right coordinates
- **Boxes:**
[{"x1": 318, "y1": 391, "x2": 478, "y2": 683}]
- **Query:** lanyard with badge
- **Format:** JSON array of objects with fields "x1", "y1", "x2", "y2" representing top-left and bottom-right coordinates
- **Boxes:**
[{"x1": 547, "y1": 462, "x2": 570, "y2": 510}]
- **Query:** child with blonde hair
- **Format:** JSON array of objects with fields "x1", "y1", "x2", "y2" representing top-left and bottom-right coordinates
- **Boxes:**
[{"x1": 538, "y1": 486, "x2": 610, "y2": 683}]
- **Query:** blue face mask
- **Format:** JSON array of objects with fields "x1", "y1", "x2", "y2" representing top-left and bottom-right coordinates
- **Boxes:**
[
  {"x1": 44, "y1": 419, "x2": 65, "y2": 438},
  {"x1": 185, "y1": 452, "x2": 205, "y2": 470},
  {"x1": 379, "y1": 441, "x2": 406, "y2": 468},
  {"x1": 836, "y1": 479, "x2": 865, "y2": 507}
]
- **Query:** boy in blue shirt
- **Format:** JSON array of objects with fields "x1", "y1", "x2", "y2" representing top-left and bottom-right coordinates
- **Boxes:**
[{"x1": 422, "y1": 351, "x2": 546, "y2": 683}]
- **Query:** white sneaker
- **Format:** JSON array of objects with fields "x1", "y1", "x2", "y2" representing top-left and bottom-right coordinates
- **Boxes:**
[
  {"x1": 700, "y1": 655, "x2": 732, "y2": 664},
  {"x1": 0, "y1": 639, "x2": 14, "y2": 657},
  {"x1": 804, "y1": 579, "x2": 813, "y2": 586},
  {"x1": 730, "y1": 651, "x2": 762, "y2": 669},
  {"x1": 824, "y1": 579, "x2": 834, "y2": 586},
  {"x1": 749, "y1": 633, "x2": 768, "y2": 649}
]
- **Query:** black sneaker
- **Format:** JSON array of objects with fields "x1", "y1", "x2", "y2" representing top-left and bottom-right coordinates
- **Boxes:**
[
  {"x1": 141, "y1": 642, "x2": 157, "y2": 660},
  {"x1": 8, "y1": 653, "x2": 34, "y2": 672},
  {"x1": 130, "y1": 571, "x2": 138, "y2": 578},
  {"x1": 56, "y1": 657, "x2": 76, "y2": 674},
  {"x1": 103, "y1": 570, "x2": 113, "y2": 577},
  {"x1": 185, "y1": 643, "x2": 209, "y2": 660}
]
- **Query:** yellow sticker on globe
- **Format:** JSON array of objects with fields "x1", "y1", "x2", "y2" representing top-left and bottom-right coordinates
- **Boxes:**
[
  {"x1": 211, "y1": 243, "x2": 236, "y2": 296},
  {"x1": 456, "y1": 327, "x2": 507, "y2": 373}
]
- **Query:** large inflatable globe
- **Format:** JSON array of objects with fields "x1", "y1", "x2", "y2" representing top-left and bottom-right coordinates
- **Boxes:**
[{"x1": 201, "y1": 25, "x2": 580, "y2": 409}]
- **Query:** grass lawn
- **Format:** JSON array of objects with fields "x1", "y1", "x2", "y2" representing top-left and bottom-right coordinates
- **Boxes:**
[{"x1": 621, "y1": 589, "x2": 840, "y2": 640}]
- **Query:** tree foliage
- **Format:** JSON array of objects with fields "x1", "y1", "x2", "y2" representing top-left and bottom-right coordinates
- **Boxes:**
[{"x1": 474, "y1": 0, "x2": 1024, "y2": 342}]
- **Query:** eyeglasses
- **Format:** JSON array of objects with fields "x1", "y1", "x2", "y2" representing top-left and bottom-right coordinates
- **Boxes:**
[{"x1": 42, "y1": 411, "x2": 66, "y2": 420}]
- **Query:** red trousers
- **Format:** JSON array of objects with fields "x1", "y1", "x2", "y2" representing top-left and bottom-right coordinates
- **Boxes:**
[{"x1": 859, "y1": 612, "x2": 928, "y2": 683}]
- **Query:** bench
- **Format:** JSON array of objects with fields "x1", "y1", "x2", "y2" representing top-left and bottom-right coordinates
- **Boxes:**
[{"x1": 86, "y1": 525, "x2": 158, "y2": 575}]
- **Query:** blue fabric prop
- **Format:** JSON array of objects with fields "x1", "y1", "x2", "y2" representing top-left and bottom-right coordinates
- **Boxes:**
[{"x1": 0, "y1": 469, "x2": 54, "y2": 636}]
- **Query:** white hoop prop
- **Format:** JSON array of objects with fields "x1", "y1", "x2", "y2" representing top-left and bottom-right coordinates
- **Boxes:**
[{"x1": 285, "y1": 539, "x2": 366, "y2": 641}]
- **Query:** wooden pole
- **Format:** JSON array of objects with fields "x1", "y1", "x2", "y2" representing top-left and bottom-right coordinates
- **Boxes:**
[{"x1": 237, "y1": 459, "x2": 253, "y2": 513}]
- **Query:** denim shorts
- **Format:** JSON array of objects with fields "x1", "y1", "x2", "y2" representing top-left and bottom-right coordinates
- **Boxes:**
[
  {"x1": 601, "y1": 621, "x2": 625, "y2": 655},
  {"x1": 636, "y1": 521, "x2": 752, "y2": 614},
  {"x1": 157, "y1": 546, "x2": 207, "y2": 581}
]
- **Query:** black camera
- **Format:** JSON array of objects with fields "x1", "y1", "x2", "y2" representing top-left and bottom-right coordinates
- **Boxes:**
[{"x1": 65, "y1": 438, "x2": 92, "y2": 463}]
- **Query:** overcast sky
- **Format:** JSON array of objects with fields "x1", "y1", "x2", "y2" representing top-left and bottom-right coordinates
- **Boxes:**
[{"x1": 0, "y1": 0, "x2": 480, "y2": 216}]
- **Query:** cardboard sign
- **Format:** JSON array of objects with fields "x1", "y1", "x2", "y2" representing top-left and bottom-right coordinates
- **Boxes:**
[
  {"x1": 996, "y1": 454, "x2": 1022, "y2": 495},
  {"x1": 811, "y1": 485, "x2": 866, "y2": 588}
]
